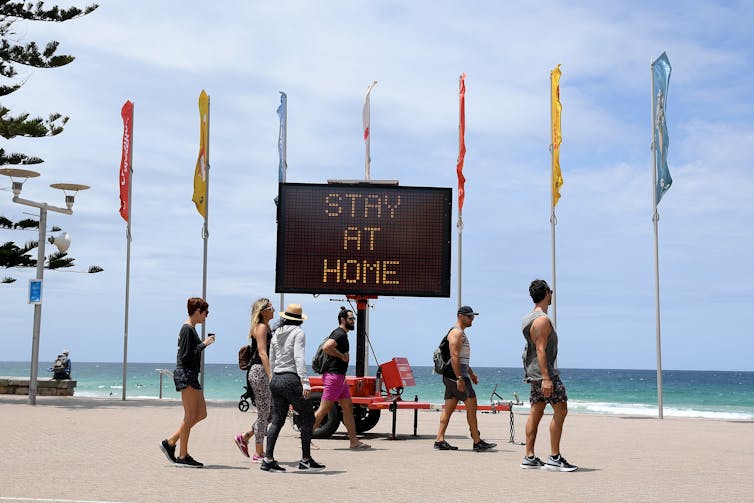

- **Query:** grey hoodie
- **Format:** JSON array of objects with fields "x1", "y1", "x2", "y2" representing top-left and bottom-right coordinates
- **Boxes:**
[{"x1": 269, "y1": 324, "x2": 310, "y2": 391}]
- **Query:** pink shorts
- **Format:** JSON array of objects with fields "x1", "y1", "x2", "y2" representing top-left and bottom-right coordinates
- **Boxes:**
[{"x1": 321, "y1": 372, "x2": 351, "y2": 402}]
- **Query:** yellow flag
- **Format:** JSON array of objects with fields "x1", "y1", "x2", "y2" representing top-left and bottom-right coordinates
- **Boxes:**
[
  {"x1": 551, "y1": 65, "x2": 563, "y2": 207},
  {"x1": 192, "y1": 90, "x2": 209, "y2": 218}
]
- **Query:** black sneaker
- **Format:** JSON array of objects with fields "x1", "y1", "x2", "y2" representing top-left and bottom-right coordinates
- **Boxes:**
[
  {"x1": 472, "y1": 439, "x2": 497, "y2": 452},
  {"x1": 160, "y1": 439, "x2": 176, "y2": 463},
  {"x1": 298, "y1": 458, "x2": 326, "y2": 471},
  {"x1": 520, "y1": 456, "x2": 545, "y2": 469},
  {"x1": 260, "y1": 459, "x2": 286, "y2": 472},
  {"x1": 433, "y1": 440, "x2": 458, "y2": 450},
  {"x1": 545, "y1": 454, "x2": 578, "y2": 472},
  {"x1": 174, "y1": 454, "x2": 203, "y2": 468}
]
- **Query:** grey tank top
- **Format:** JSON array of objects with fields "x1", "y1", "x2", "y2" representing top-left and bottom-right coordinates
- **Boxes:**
[{"x1": 521, "y1": 310, "x2": 559, "y2": 382}]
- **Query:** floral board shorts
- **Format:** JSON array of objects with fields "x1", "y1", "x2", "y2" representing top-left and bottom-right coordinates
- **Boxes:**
[
  {"x1": 173, "y1": 368, "x2": 202, "y2": 392},
  {"x1": 529, "y1": 375, "x2": 567, "y2": 405}
]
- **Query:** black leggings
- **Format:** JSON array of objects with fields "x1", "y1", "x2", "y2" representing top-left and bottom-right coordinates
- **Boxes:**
[{"x1": 265, "y1": 373, "x2": 314, "y2": 460}]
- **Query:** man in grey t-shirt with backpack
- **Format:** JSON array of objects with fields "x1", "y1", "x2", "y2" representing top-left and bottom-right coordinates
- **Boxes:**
[{"x1": 433, "y1": 306, "x2": 496, "y2": 452}]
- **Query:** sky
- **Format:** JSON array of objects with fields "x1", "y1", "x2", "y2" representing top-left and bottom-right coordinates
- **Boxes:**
[{"x1": 1, "y1": 0, "x2": 753, "y2": 372}]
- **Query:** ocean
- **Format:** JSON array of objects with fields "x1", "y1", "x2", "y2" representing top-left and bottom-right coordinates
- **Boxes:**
[{"x1": 2, "y1": 361, "x2": 752, "y2": 421}]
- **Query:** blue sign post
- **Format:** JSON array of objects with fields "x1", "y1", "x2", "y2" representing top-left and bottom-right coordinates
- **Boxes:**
[{"x1": 28, "y1": 279, "x2": 42, "y2": 304}]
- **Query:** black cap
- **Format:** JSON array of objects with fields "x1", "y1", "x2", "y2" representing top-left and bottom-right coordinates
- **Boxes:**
[{"x1": 457, "y1": 305, "x2": 479, "y2": 316}]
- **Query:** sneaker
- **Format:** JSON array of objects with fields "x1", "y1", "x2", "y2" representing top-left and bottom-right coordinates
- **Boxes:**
[
  {"x1": 298, "y1": 458, "x2": 326, "y2": 471},
  {"x1": 160, "y1": 439, "x2": 176, "y2": 463},
  {"x1": 545, "y1": 454, "x2": 578, "y2": 472},
  {"x1": 260, "y1": 459, "x2": 286, "y2": 472},
  {"x1": 175, "y1": 454, "x2": 204, "y2": 468},
  {"x1": 520, "y1": 456, "x2": 545, "y2": 469},
  {"x1": 472, "y1": 439, "x2": 497, "y2": 452},
  {"x1": 234, "y1": 434, "x2": 249, "y2": 458},
  {"x1": 251, "y1": 454, "x2": 264, "y2": 463},
  {"x1": 433, "y1": 440, "x2": 458, "y2": 450}
]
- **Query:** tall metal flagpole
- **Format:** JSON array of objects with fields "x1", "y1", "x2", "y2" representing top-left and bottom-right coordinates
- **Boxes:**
[
  {"x1": 278, "y1": 92, "x2": 287, "y2": 314},
  {"x1": 362, "y1": 82, "x2": 376, "y2": 371},
  {"x1": 456, "y1": 74, "x2": 466, "y2": 310},
  {"x1": 121, "y1": 102, "x2": 134, "y2": 401},
  {"x1": 549, "y1": 69, "x2": 558, "y2": 328},
  {"x1": 550, "y1": 188, "x2": 557, "y2": 325},
  {"x1": 650, "y1": 61, "x2": 663, "y2": 419},
  {"x1": 200, "y1": 96, "x2": 211, "y2": 389}
]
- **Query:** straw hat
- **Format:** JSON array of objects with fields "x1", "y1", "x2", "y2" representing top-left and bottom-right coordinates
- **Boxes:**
[{"x1": 280, "y1": 303, "x2": 307, "y2": 321}]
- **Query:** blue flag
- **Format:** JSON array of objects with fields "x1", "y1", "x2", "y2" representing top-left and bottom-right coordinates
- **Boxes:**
[
  {"x1": 277, "y1": 91, "x2": 287, "y2": 183},
  {"x1": 652, "y1": 52, "x2": 672, "y2": 205}
]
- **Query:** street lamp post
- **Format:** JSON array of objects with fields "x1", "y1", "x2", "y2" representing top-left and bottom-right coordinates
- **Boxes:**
[{"x1": 0, "y1": 168, "x2": 89, "y2": 405}]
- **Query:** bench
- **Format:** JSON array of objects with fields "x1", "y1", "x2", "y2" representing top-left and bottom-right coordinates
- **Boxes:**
[{"x1": 0, "y1": 376, "x2": 77, "y2": 396}]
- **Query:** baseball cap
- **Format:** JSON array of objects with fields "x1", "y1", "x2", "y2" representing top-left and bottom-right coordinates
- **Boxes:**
[{"x1": 457, "y1": 306, "x2": 479, "y2": 316}]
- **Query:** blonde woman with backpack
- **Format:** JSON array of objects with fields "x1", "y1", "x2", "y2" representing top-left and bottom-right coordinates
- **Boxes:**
[{"x1": 234, "y1": 298, "x2": 275, "y2": 463}]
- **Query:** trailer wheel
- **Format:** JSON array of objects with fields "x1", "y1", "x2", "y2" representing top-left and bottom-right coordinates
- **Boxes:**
[
  {"x1": 293, "y1": 398, "x2": 342, "y2": 438},
  {"x1": 354, "y1": 405, "x2": 381, "y2": 433}
]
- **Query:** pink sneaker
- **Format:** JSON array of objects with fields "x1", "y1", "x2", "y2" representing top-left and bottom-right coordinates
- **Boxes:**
[
  {"x1": 234, "y1": 434, "x2": 249, "y2": 458},
  {"x1": 251, "y1": 454, "x2": 264, "y2": 463}
]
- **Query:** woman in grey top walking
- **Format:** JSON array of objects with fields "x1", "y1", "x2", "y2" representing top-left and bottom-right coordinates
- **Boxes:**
[{"x1": 261, "y1": 303, "x2": 325, "y2": 472}]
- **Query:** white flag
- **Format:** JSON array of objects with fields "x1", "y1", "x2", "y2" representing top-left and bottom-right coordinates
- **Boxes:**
[{"x1": 362, "y1": 81, "x2": 377, "y2": 178}]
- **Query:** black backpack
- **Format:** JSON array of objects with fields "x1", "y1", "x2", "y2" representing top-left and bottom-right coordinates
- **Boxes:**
[
  {"x1": 432, "y1": 330, "x2": 452, "y2": 375},
  {"x1": 311, "y1": 336, "x2": 331, "y2": 374}
]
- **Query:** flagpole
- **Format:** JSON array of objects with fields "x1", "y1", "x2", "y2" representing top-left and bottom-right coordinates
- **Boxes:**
[
  {"x1": 200, "y1": 96, "x2": 211, "y2": 389},
  {"x1": 361, "y1": 82, "x2": 376, "y2": 371},
  {"x1": 550, "y1": 79, "x2": 558, "y2": 329},
  {"x1": 278, "y1": 91, "x2": 287, "y2": 314},
  {"x1": 650, "y1": 60, "x2": 663, "y2": 419},
  {"x1": 456, "y1": 74, "x2": 466, "y2": 309},
  {"x1": 121, "y1": 103, "x2": 134, "y2": 401}
]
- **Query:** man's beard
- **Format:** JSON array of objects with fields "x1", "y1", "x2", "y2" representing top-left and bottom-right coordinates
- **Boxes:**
[{"x1": 346, "y1": 320, "x2": 355, "y2": 331}]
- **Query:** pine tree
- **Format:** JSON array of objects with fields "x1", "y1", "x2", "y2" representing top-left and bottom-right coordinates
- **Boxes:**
[{"x1": 0, "y1": 1, "x2": 100, "y2": 280}]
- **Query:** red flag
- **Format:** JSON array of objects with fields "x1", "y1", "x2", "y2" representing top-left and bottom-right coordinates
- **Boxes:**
[
  {"x1": 119, "y1": 100, "x2": 134, "y2": 222},
  {"x1": 456, "y1": 73, "x2": 467, "y2": 212}
]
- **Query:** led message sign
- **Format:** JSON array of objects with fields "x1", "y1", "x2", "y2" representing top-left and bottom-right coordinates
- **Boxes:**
[{"x1": 275, "y1": 183, "x2": 452, "y2": 297}]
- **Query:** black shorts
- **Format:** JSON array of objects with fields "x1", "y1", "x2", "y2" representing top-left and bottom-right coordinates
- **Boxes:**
[
  {"x1": 173, "y1": 368, "x2": 202, "y2": 392},
  {"x1": 529, "y1": 375, "x2": 567, "y2": 405},
  {"x1": 443, "y1": 376, "x2": 476, "y2": 401}
]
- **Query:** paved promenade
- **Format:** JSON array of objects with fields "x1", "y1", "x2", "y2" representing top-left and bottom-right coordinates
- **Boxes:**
[{"x1": 1, "y1": 395, "x2": 752, "y2": 502}]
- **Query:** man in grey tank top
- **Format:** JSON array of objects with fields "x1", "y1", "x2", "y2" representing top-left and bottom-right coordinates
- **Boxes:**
[
  {"x1": 520, "y1": 280, "x2": 578, "y2": 472},
  {"x1": 433, "y1": 306, "x2": 496, "y2": 452}
]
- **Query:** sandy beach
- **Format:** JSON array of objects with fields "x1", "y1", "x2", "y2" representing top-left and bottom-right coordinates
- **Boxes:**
[{"x1": 1, "y1": 395, "x2": 752, "y2": 502}]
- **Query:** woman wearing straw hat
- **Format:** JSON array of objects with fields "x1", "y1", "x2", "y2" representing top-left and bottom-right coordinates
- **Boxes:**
[{"x1": 261, "y1": 303, "x2": 325, "y2": 472}]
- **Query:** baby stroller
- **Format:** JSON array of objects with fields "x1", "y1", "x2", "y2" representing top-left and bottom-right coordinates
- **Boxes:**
[{"x1": 238, "y1": 370, "x2": 256, "y2": 412}]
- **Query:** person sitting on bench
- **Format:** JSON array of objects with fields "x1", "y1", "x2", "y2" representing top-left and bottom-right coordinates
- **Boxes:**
[{"x1": 49, "y1": 350, "x2": 71, "y2": 380}]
